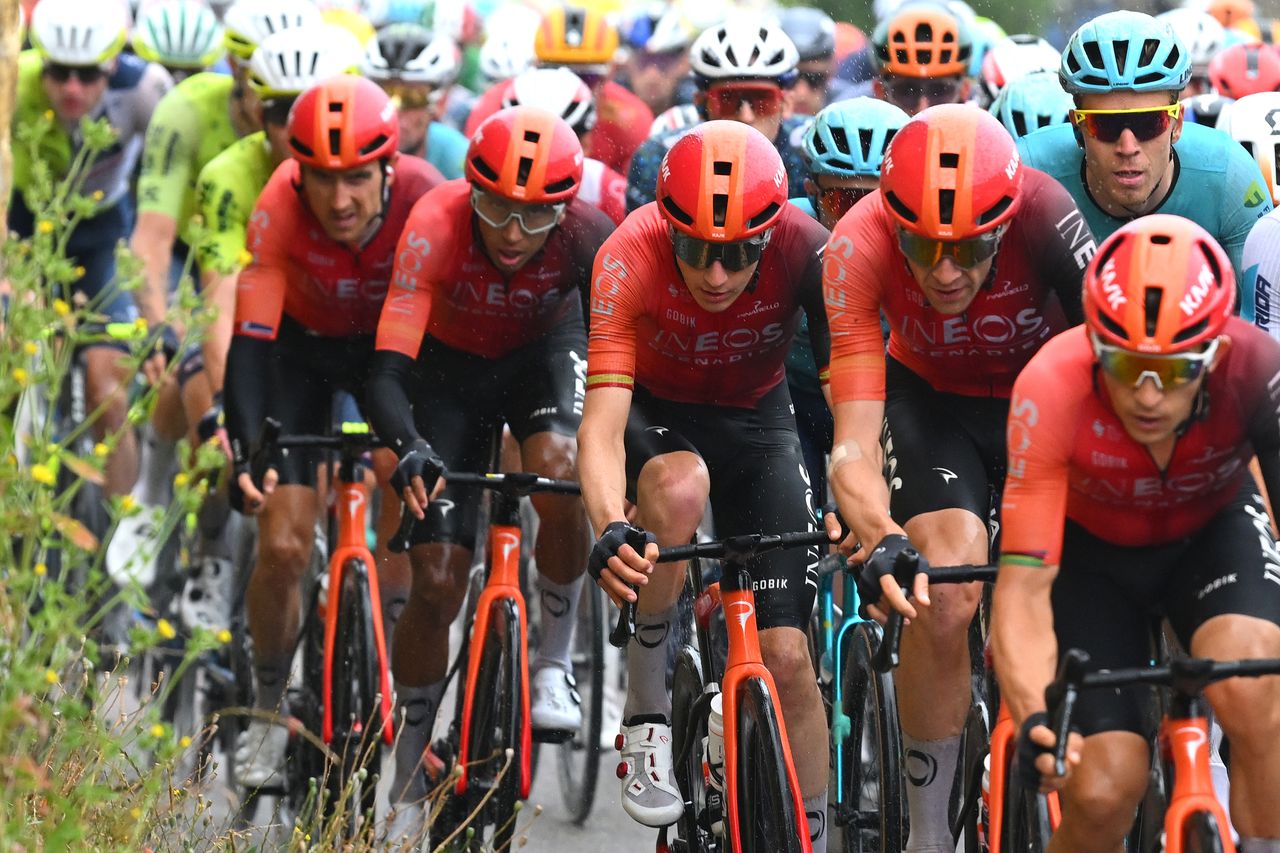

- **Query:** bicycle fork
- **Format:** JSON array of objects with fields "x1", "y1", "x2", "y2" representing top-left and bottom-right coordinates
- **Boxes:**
[
  {"x1": 322, "y1": 479, "x2": 394, "y2": 746},
  {"x1": 1161, "y1": 701, "x2": 1235, "y2": 853}
]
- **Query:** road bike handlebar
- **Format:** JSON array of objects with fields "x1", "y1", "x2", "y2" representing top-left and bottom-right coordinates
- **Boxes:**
[
  {"x1": 608, "y1": 529, "x2": 832, "y2": 649},
  {"x1": 1044, "y1": 648, "x2": 1280, "y2": 777},
  {"x1": 872, "y1": 560, "x2": 998, "y2": 673},
  {"x1": 388, "y1": 471, "x2": 581, "y2": 554}
]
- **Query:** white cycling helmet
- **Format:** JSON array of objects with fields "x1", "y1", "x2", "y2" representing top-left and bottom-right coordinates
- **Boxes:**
[
  {"x1": 479, "y1": 28, "x2": 537, "y2": 83},
  {"x1": 223, "y1": 0, "x2": 323, "y2": 62},
  {"x1": 690, "y1": 20, "x2": 799, "y2": 83},
  {"x1": 649, "y1": 102, "x2": 702, "y2": 136},
  {"x1": 1218, "y1": 91, "x2": 1280, "y2": 203},
  {"x1": 503, "y1": 67, "x2": 597, "y2": 135},
  {"x1": 365, "y1": 23, "x2": 461, "y2": 86},
  {"x1": 31, "y1": 0, "x2": 130, "y2": 67},
  {"x1": 134, "y1": 0, "x2": 226, "y2": 70},
  {"x1": 980, "y1": 34, "x2": 1061, "y2": 102},
  {"x1": 1157, "y1": 8, "x2": 1227, "y2": 73},
  {"x1": 247, "y1": 24, "x2": 365, "y2": 98}
]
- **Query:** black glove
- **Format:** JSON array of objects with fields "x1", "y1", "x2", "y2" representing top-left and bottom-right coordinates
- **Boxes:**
[
  {"x1": 588, "y1": 521, "x2": 656, "y2": 583},
  {"x1": 391, "y1": 439, "x2": 445, "y2": 497},
  {"x1": 1015, "y1": 712, "x2": 1056, "y2": 791},
  {"x1": 855, "y1": 533, "x2": 925, "y2": 614},
  {"x1": 197, "y1": 393, "x2": 224, "y2": 445}
]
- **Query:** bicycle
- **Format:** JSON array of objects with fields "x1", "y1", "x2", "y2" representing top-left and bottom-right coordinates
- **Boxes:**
[
  {"x1": 612, "y1": 529, "x2": 829, "y2": 853},
  {"x1": 391, "y1": 468, "x2": 583, "y2": 851},
  {"x1": 1045, "y1": 648, "x2": 1280, "y2": 853},
  {"x1": 243, "y1": 419, "x2": 395, "y2": 838}
]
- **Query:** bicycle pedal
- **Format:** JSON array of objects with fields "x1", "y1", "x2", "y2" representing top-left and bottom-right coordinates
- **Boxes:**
[{"x1": 532, "y1": 727, "x2": 574, "y2": 744}]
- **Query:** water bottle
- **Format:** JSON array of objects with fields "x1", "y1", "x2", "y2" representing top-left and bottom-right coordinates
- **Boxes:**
[
  {"x1": 704, "y1": 694, "x2": 726, "y2": 836},
  {"x1": 977, "y1": 752, "x2": 992, "y2": 853}
]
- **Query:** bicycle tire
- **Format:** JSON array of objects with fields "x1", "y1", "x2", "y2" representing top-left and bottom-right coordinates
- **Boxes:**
[
  {"x1": 324, "y1": 560, "x2": 384, "y2": 836},
  {"x1": 736, "y1": 675, "x2": 806, "y2": 853},
  {"x1": 672, "y1": 645, "x2": 711, "y2": 853},
  {"x1": 1001, "y1": 754, "x2": 1052, "y2": 853},
  {"x1": 955, "y1": 697, "x2": 992, "y2": 853},
  {"x1": 462, "y1": 596, "x2": 525, "y2": 851},
  {"x1": 839, "y1": 620, "x2": 906, "y2": 853},
  {"x1": 1182, "y1": 809, "x2": 1226, "y2": 853},
  {"x1": 556, "y1": 581, "x2": 605, "y2": 824},
  {"x1": 282, "y1": 581, "x2": 327, "y2": 826}
]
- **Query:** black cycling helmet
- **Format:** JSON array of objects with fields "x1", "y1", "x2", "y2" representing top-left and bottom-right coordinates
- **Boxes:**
[{"x1": 778, "y1": 6, "x2": 836, "y2": 62}]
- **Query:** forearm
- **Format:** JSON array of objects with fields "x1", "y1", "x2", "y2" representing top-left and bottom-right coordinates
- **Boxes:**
[
  {"x1": 830, "y1": 447, "x2": 900, "y2": 546},
  {"x1": 365, "y1": 351, "x2": 422, "y2": 457},
  {"x1": 223, "y1": 335, "x2": 272, "y2": 459},
  {"x1": 199, "y1": 270, "x2": 237, "y2": 392},
  {"x1": 578, "y1": 423, "x2": 629, "y2": 535},
  {"x1": 991, "y1": 566, "x2": 1060, "y2": 728},
  {"x1": 129, "y1": 213, "x2": 178, "y2": 327}
]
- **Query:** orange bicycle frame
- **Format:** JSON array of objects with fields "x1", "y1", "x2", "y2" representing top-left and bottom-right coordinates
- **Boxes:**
[
  {"x1": 1161, "y1": 715, "x2": 1235, "y2": 853},
  {"x1": 984, "y1": 703, "x2": 1062, "y2": 853}
]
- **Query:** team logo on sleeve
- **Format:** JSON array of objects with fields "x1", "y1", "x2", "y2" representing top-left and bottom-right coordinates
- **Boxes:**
[{"x1": 1245, "y1": 180, "x2": 1268, "y2": 208}]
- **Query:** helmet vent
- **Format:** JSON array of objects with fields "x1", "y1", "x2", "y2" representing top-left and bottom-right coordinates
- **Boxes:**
[
  {"x1": 812, "y1": 134, "x2": 828, "y2": 155},
  {"x1": 939, "y1": 152, "x2": 959, "y2": 169},
  {"x1": 978, "y1": 196, "x2": 1014, "y2": 225},
  {"x1": 713, "y1": 160, "x2": 733, "y2": 176},
  {"x1": 1197, "y1": 239, "x2": 1222, "y2": 283},
  {"x1": 713, "y1": 193, "x2": 729, "y2": 227},
  {"x1": 748, "y1": 201, "x2": 781, "y2": 230},
  {"x1": 1247, "y1": 46, "x2": 1261, "y2": 75},
  {"x1": 517, "y1": 156, "x2": 534, "y2": 186},
  {"x1": 937, "y1": 189, "x2": 955, "y2": 225},
  {"x1": 914, "y1": 22, "x2": 933, "y2": 43},
  {"x1": 328, "y1": 101, "x2": 344, "y2": 113},
  {"x1": 545, "y1": 175, "x2": 577, "y2": 194},
  {"x1": 328, "y1": 129, "x2": 342, "y2": 156},
  {"x1": 290, "y1": 137, "x2": 315, "y2": 157},
  {"x1": 1013, "y1": 112, "x2": 1029, "y2": 137},
  {"x1": 661, "y1": 196, "x2": 694, "y2": 226},
  {"x1": 1098, "y1": 311, "x2": 1129, "y2": 340},
  {"x1": 358, "y1": 134, "x2": 391, "y2": 157},
  {"x1": 524, "y1": 130, "x2": 541, "y2": 143},
  {"x1": 469, "y1": 156, "x2": 499, "y2": 181},
  {"x1": 1082, "y1": 41, "x2": 1104, "y2": 72},
  {"x1": 1174, "y1": 318, "x2": 1209, "y2": 343},
  {"x1": 1143, "y1": 287, "x2": 1163, "y2": 337},
  {"x1": 883, "y1": 191, "x2": 917, "y2": 223}
]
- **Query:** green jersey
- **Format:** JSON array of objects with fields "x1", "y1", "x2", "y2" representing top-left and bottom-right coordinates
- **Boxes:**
[{"x1": 194, "y1": 131, "x2": 277, "y2": 275}]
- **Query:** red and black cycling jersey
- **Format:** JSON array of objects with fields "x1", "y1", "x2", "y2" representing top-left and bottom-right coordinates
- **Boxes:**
[
  {"x1": 586, "y1": 202, "x2": 831, "y2": 409},
  {"x1": 824, "y1": 168, "x2": 1095, "y2": 401},
  {"x1": 233, "y1": 155, "x2": 444, "y2": 340},
  {"x1": 1001, "y1": 318, "x2": 1280, "y2": 566},
  {"x1": 376, "y1": 179, "x2": 614, "y2": 360}
]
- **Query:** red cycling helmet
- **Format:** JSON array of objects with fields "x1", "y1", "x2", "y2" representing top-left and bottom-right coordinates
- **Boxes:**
[
  {"x1": 655, "y1": 120, "x2": 787, "y2": 242},
  {"x1": 288, "y1": 76, "x2": 400, "y2": 170},
  {"x1": 466, "y1": 105, "x2": 584, "y2": 203},
  {"x1": 880, "y1": 104, "x2": 1022, "y2": 241},
  {"x1": 1084, "y1": 214, "x2": 1235, "y2": 354},
  {"x1": 1209, "y1": 43, "x2": 1280, "y2": 99}
]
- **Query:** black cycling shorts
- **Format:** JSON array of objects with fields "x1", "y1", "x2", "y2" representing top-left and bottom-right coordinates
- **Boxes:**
[
  {"x1": 1051, "y1": 485, "x2": 1280, "y2": 737},
  {"x1": 263, "y1": 317, "x2": 374, "y2": 486},
  {"x1": 407, "y1": 312, "x2": 586, "y2": 549},
  {"x1": 623, "y1": 381, "x2": 820, "y2": 632},
  {"x1": 882, "y1": 357, "x2": 1009, "y2": 532}
]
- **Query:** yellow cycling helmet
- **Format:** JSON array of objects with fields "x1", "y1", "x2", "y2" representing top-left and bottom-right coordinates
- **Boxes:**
[{"x1": 535, "y1": 5, "x2": 619, "y2": 66}]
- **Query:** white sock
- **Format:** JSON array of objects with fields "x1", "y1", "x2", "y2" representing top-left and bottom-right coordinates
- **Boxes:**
[
  {"x1": 1209, "y1": 718, "x2": 1236, "y2": 841},
  {"x1": 390, "y1": 679, "x2": 447, "y2": 804},
  {"x1": 134, "y1": 425, "x2": 177, "y2": 507},
  {"x1": 903, "y1": 733, "x2": 960, "y2": 853},
  {"x1": 622, "y1": 604, "x2": 677, "y2": 723},
  {"x1": 1240, "y1": 840, "x2": 1280, "y2": 853},
  {"x1": 533, "y1": 573, "x2": 584, "y2": 674},
  {"x1": 804, "y1": 791, "x2": 828, "y2": 853}
]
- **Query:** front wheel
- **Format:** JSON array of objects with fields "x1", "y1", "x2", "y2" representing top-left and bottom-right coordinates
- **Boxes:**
[
  {"x1": 736, "y1": 676, "x2": 806, "y2": 853},
  {"x1": 1182, "y1": 810, "x2": 1226, "y2": 853},
  {"x1": 556, "y1": 581, "x2": 605, "y2": 824},
  {"x1": 672, "y1": 646, "x2": 712, "y2": 853},
  {"x1": 1001, "y1": 757, "x2": 1052, "y2": 853}
]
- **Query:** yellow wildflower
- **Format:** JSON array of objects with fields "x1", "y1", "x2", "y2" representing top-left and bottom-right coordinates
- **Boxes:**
[
  {"x1": 36, "y1": 220, "x2": 53, "y2": 235},
  {"x1": 52, "y1": 299, "x2": 70, "y2": 317},
  {"x1": 150, "y1": 724, "x2": 164, "y2": 739},
  {"x1": 119, "y1": 495, "x2": 137, "y2": 513},
  {"x1": 94, "y1": 443, "x2": 109, "y2": 457},
  {"x1": 34, "y1": 563, "x2": 47, "y2": 577},
  {"x1": 179, "y1": 736, "x2": 191, "y2": 749},
  {"x1": 44, "y1": 670, "x2": 58, "y2": 685},
  {"x1": 23, "y1": 341, "x2": 38, "y2": 356},
  {"x1": 216, "y1": 629, "x2": 232, "y2": 645},
  {"x1": 12, "y1": 368, "x2": 28, "y2": 386},
  {"x1": 173, "y1": 472, "x2": 189, "y2": 488},
  {"x1": 31, "y1": 464, "x2": 56, "y2": 486},
  {"x1": 157, "y1": 619, "x2": 175, "y2": 641}
]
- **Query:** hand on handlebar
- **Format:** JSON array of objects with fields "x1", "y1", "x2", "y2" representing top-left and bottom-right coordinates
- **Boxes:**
[
  {"x1": 1015, "y1": 712, "x2": 1082, "y2": 793},
  {"x1": 820, "y1": 501, "x2": 858, "y2": 554},
  {"x1": 855, "y1": 533, "x2": 930, "y2": 621},
  {"x1": 588, "y1": 521, "x2": 658, "y2": 607},
  {"x1": 392, "y1": 439, "x2": 446, "y2": 518}
]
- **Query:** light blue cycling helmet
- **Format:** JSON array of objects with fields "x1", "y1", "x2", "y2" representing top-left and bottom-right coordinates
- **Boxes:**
[
  {"x1": 989, "y1": 70, "x2": 1074, "y2": 138},
  {"x1": 1059, "y1": 11, "x2": 1192, "y2": 95},
  {"x1": 802, "y1": 97, "x2": 909, "y2": 178}
]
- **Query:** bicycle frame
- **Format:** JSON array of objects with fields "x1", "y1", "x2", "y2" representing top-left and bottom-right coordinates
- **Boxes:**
[
  {"x1": 1159, "y1": 696, "x2": 1234, "y2": 853},
  {"x1": 818, "y1": 563, "x2": 867, "y2": 813},
  {"x1": 983, "y1": 703, "x2": 1062, "y2": 853}
]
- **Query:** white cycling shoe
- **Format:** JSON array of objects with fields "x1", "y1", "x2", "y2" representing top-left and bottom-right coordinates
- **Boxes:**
[
  {"x1": 234, "y1": 718, "x2": 288, "y2": 789},
  {"x1": 531, "y1": 666, "x2": 582, "y2": 736},
  {"x1": 383, "y1": 800, "x2": 429, "y2": 850},
  {"x1": 105, "y1": 508, "x2": 165, "y2": 589},
  {"x1": 616, "y1": 718, "x2": 684, "y2": 827},
  {"x1": 179, "y1": 556, "x2": 233, "y2": 632}
]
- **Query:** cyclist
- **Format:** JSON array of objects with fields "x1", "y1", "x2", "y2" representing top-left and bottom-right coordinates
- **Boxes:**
[
  {"x1": 11, "y1": 0, "x2": 172, "y2": 500},
  {"x1": 476, "y1": 13, "x2": 538, "y2": 88},
  {"x1": 789, "y1": 98, "x2": 907, "y2": 506},
  {"x1": 501, "y1": 66, "x2": 628, "y2": 224},
  {"x1": 1018, "y1": 11, "x2": 1275, "y2": 315},
  {"x1": 871, "y1": 3, "x2": 973, "y2": 115},
  {"x1": 366, "y1": 105, "x2": 613, "y2": 838},
  {"x1": 364, "y1": 23, "x2": 469, "y2": 180},
  {"x1": 131, "y1": 0, "x2": 227, "y2": 83},
  {"x1": 1233, "y1": 93, "x2": 1280, "y2": 338},
  {"x1": 976, "y1": 34, "x2": 1060, "y2": 107},
  {"x1": 994, "y1": 215, "x2": 1280, "y2": 853},
  {"x1": 1210, "y1": 42, "x2": 1280, "y2": 101},
  {"x1": 1183, "y1": 91, "x2": 1236, "y2": 128},
  {"x1": 822, "y1": 104, "x2": 1096, "y2": 853},
  {"x1": 1156, "y1": 8, "x2": 1226, "y2": 98},
  {"x1": 579, "y1": 121, "x2": 833, "y2": 851},
  {"x1": 626, "y1": 20, "x2": 807, "y2": 212},
  {"x1": 988, "y1": 70, "x2": 1074, "y2": 139},
  {"x1": 617, "y1": 3, "x2": 697, "y2": 117},
  {"x1": 223, "y1": 76, "x2": 443, "y2": 788},
  {"x1": 778, "y1": 6, "x2": 838, "y2": 116}
]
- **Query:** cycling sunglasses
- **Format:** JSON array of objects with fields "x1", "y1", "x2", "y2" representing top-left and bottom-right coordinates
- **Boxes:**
[
  {"x1": 671, "y1": 230, "x2": 770, "y2": 272},
  {"x1": 1091, "y1": 334, "x2": 1219, "y2": 391},
  {"x1": 470, "y1": 187, "x2": 565, "y2": 235},
  {"x1": 381, "y1": 81, "x2": 435, "y2": 110},
  {"x1": 883, "y1": 76, "x2": 963, "y2": 107},
  {"x1": 43, "y1": 63, "x2": 107, "y2": 84},
  {"x1": 634, "y1": 49, "x2": 684, "y2": 73},
  {"x1": 798, "y1": 70, "x2": 831, "y2": 89},
  {"x1": 1071, "y1": 104, "x2": 1182, "y2": 143},
  {"x1": 897, "y1": 226, "x2": 1004, "y2": 269},
  {"x1": 816, "y1": 186, "x2": 875, "y2": 224},
  {"x1": 260, "y1": 96, "x2": 297, "y2": 127},
  {"x1": 705, "y1": 82, "x2": 784, "y2": 118}
]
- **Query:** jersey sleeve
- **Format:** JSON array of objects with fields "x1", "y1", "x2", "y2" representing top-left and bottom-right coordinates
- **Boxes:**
[
  {"x1": 1018, "y1": 170, "x2": 1096, "y2": 326},
  {"x1": 135, "y1": 79, "x2": 189, "y2": 217},
  {"x1": 824, "y1": 201, "x2": 893, "y2": 403},
  {"x1": 375, "y1": 191, "x2": 451, "y2": 359},
  {"x1": 232, "y1": 176, "x2": 294, "y2": 340},
  {"x1": 791, "y1": 214, "x2": 832, "y2": 384},
  {"x1": 1242, "y1": 210, "x2": 1280, "y2": 340},
  {"x1": 999, "y1": 337, "x2": 1079, "y2": 569},
  {"x1": 1219, "y1": 139, "x2": 1275, "y2": 305},
  {"x1": 625, "y1": 136, "x2": 666, "y2": 213},
  {"x1": 586, "y1": 224, "x2": 651, "y2": 392}
]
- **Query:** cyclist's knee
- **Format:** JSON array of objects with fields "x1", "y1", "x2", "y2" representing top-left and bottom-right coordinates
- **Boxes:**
[
  {"x1": 408, "y1": 544, "x2": 472, "y2": 622},
  {"x1": 636, "y1": 452, "x2": 709, "y2": 534},
  {"x1": 1062, "y1": 756, "x2": 1146, "y2": 838},
  {"x1": 82, "y1": 350, "x2": 130, "y2": 418},
  {"x1": 913, "y1": 580, "x2": 982, "y2": 639},
  {"x1": 759, "y1": 628, "x2": 817, "y2": 698},
  {"x1": 255, "y1": 528, "x2": 315, "y2": 583},
  {"x1": 520, "y1": 431, "x2": 577, "y2": 481},
  {"x1": 1195, "y1": 616, "x2": 1280, "y2": 744}
]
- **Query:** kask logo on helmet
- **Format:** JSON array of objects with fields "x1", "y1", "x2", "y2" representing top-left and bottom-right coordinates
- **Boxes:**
[
  {"x1": 1099, "y1": 257, "x2": 1125, "y2": 311},
  {"x1": 1179, "y1": 263, "x2": 1216, "y2": 316},
  {"x1": 1004, "y1": 150, "x2": 1020, "y2": 180}
]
